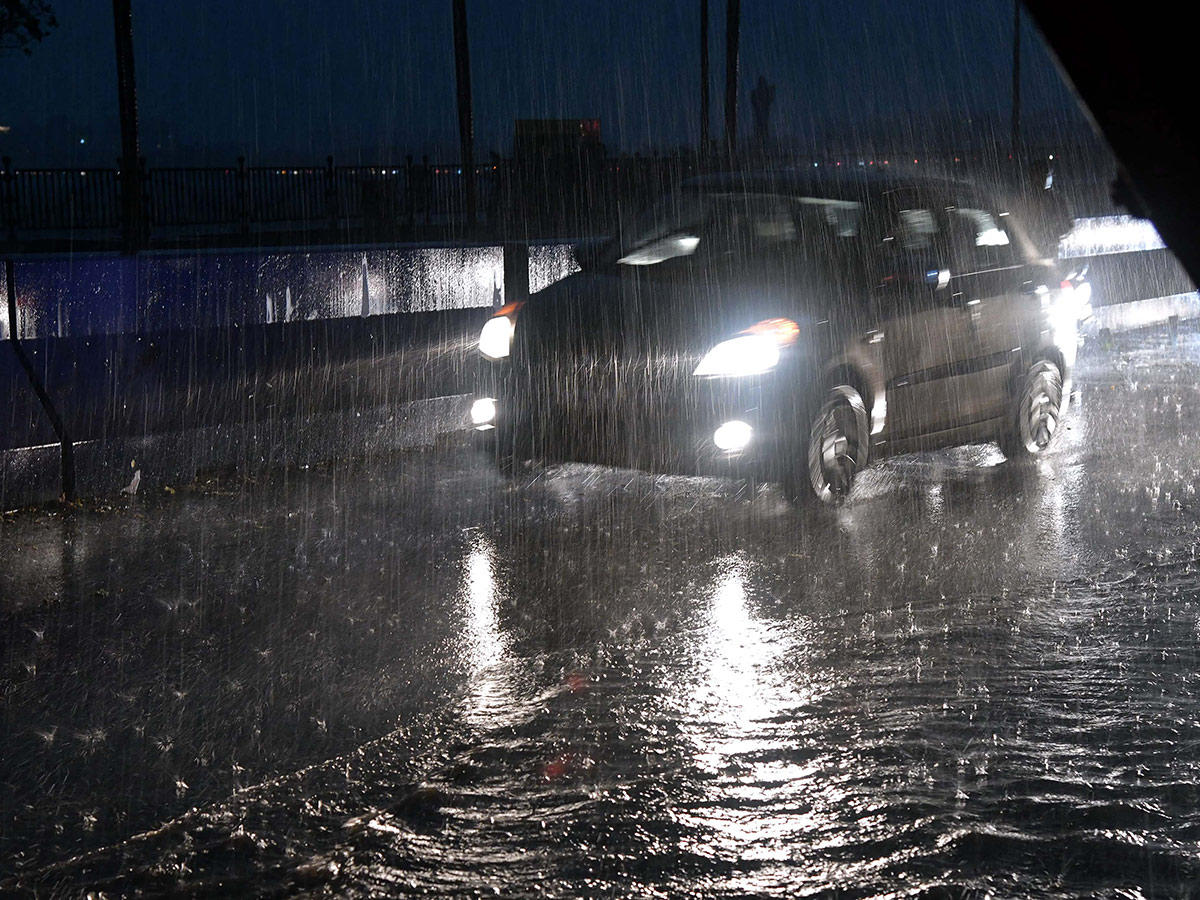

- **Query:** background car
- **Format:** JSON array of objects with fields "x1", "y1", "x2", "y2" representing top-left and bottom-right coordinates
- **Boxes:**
[{"x1": 474, "y1": 170, "x2": 1082, "y2": 504}]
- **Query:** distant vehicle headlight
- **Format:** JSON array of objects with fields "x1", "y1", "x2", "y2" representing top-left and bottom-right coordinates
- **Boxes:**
[
  {"x1": 693, "y1": 317, "x2": 799, "y2": 377},
  {"x1": 479, "y1": 301, "x2": 525, "y2": 360}
]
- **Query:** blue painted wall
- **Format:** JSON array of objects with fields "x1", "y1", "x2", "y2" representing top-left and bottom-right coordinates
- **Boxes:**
[{"x1": 2, "y1": 243, "x2": 577, "y2": 340}]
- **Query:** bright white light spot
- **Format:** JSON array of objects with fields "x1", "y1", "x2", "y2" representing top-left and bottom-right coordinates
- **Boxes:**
[
  {"x1": 471, "y1": 397, "x2": 497, "y2": 427},
  {"x1": 694, "y1": 335, "x2": 779, "y2": 377},
  {"x1": 1075, "y1": 280, "x2": 1093, "y2": 309},
  {"x1": 478, "y1": 316, "x2": 514, "y2": 359},
  {"x1": 975, "y1": 227, "x2": 1010, "y2": 247},
  {"x1": 713, "y1": 420, "x2": 753, "y2": 452}
]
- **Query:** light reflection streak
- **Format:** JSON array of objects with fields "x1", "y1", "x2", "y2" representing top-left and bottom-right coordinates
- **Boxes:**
[
  {"x1": 1026, "y1": 417, "x2": 1087, "y2": 570},
  {"x1": 457, "y1": 533, "x2": 527, "y2": 730},
  {"x1": 675, "y1": 555, "x2": 833, "y2": 870}
]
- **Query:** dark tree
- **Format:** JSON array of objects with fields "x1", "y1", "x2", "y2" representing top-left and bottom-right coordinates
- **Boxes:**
[{"x1": 1, "y1": 0, "x2": 57, "y2": 55}]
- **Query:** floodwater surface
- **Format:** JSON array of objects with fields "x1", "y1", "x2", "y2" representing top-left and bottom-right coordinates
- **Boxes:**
[{"x1": 3, "y1": 328, "x2": 1200, "y2": 897}]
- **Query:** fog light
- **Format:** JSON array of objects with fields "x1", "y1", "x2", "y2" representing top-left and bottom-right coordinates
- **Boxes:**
[
  {"x1": 713, "y1": 420, "x2": 753, "y2": 452},
  {"x1": 471, "y1": 397, "x2": 497, "y2": 428}
]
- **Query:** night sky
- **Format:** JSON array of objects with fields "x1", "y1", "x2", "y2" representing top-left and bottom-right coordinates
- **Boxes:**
[{"x1": 2, "y1": 0, "x2": 1089, "y2": 166}]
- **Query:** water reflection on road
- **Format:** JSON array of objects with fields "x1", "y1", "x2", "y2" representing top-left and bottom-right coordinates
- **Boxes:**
[
  {"x1": 458, "y1": 532, "x2": 531, "y2": 732},
  {"x1": 674, "y1": 556, "x2": 830, "y2": 885}
]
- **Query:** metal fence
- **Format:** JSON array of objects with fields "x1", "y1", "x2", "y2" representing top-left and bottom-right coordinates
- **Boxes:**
[
  {"x1": 149, "y1": 167, "x2": 241, "y2": 227},
  {"x1": 2, "y1": 157, "x2": 504, "y2": 241},
  {"x1": 2, "y1": 149, "x2": 1116, "y2": 248},
  {"x1": 4, "y1": 167, "x2": 123, "y2": 233}
]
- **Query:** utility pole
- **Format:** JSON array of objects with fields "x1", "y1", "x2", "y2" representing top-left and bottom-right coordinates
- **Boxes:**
[
  {"x1": 724, "y1": 0, "x2": 741, "y2": 160},
  {"x1": 452, "y1": 0, "x2": 477, "y2": 229},
  {"x1": 700, "y1": 0, "x2": 710, "y2": 161},
  {"x1": 112, "y1": 0, "x2": 143, "y2": 252},
  {"x1": 1011, "y1": 0, "x2": 1021, "y2": 162}
]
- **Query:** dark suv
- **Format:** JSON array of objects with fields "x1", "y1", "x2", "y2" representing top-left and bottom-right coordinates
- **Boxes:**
[{"x1": 473, "y1": 171, "x2": 1085, "y2": 504}]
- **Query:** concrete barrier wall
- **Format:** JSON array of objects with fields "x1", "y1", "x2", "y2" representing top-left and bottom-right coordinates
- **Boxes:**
[
  {"x1": 0, "y1": 242, "x2": 580, "y2": 506},
  {"x1": 1, "y1": 309, "x2": 490, "y2": 453}
]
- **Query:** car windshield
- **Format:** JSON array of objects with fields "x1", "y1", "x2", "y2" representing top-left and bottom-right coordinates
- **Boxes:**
[
  {"x1": 606, "y1": 189, "x2": 711, "y2": 266},
  {"x1": 608, "y1": 189, "x2": 863, "y2": 268}
]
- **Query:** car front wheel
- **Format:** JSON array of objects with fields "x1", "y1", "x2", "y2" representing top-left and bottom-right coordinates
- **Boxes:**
[
  {"x1": 782, "y1": 383, "x2": 870, "y2": 506},
  {"x1": 998, "y1": 359, "x2": 1064, "y2": 461}
]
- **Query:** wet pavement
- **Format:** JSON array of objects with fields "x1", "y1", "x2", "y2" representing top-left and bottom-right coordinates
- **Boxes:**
[{"x1": 3, "y1": 325, "x2": 1200, "y2": 898}]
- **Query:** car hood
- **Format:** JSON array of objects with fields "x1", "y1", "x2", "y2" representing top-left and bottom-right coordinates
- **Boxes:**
[{"x1": 516, "y1": 262, "x2": 850, "y2": 362}]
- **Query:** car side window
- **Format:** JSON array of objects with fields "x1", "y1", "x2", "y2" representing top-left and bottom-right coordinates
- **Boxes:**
[
  {"x1": 873, "y1": 204, "x2": 948, "y2": 274},
  {"x1": 861, "y1": 204, "x2": 950, "y2": 314},
  {"x1": 694, "y1": 195, "x2": 803, "y2": 277},
  {"x1": 793, "y1": 197, "x2": 863, "y2": 240},
  {"x1": 711, "y1": 196, "x2": 799, "y2": 249},
  {"x1": 895, "y1": 208, "x2": 940, "y2": 250},
  {"x1": 943, "y1": 206, "x2": 1020, "y2": 271}
]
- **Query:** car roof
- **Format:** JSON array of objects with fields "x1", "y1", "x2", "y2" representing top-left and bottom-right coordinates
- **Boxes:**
[{"x1": 682, "y1": 169, "x2": 989, "y2": 206}]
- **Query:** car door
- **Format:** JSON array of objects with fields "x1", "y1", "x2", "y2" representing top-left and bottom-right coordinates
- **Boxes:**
[
  {"x1": 868, "y1": 196, "x2": 976, "y2": 442},
  {"x1": 938, "y1": 201, "x2": 1033, "y2": 427}
]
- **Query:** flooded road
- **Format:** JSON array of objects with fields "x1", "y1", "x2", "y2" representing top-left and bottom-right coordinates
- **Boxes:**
[{"x1": 3, "y1": 326, "x2": 1200, "y2": 897}]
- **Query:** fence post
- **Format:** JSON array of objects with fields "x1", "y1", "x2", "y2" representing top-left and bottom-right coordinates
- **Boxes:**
[
  {"x1": 422, "y1": 155, "x2": 432, "y2": 226},
  {"x1": 325, "y1": 155, "x2": 338, "y2": 239},
  {"x1": 237, "y1": 156, "x2": 249, "y2": 236},
  {"x1": 724, "y1": 0, "x2": 741, "y2": 162},
  {"x1": 405, "y1": 154, "x2": 415, "y2": 230},
  {"x1": 112, "y1": 0, "x2": 144, "y2": 254},
  {"x1": 452, "y1": 0, "x2": 476, "y2": 230},
  {"x1": 2, "y1": 157, "x2": 15, "y2": 244}
]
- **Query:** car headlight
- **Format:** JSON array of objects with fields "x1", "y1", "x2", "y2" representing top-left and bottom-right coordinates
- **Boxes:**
[
  {"x1": 693, "y1": 317, "x2": 799, "y2": 377},
  {"x1": 479, "y1": 301, "x2": 525, "y2": 360}
]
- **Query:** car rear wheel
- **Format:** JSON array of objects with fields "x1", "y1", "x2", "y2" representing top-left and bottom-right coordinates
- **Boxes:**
[
  {"x1": 998, "y1": 359, "x2": 1064, "y2": 461},
  {"x1": 783, "y1": 384, "x2": 870, "y2": 506}
]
